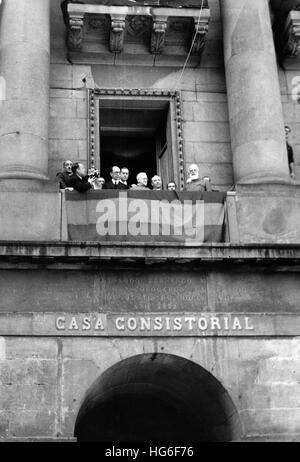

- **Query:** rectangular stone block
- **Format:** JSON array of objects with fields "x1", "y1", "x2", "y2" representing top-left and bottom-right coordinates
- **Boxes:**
[
  {"x1": 240, "y1": 409, "x2": 300, "y2": 436},
  {"x1": 282, "y1": 102, "x2": 300, "y2": 123},
  {"x1": 245, "y1": 383, "x2": 300, "y2": 409},
  {"x1": 49, "y1": 118, "x2": 87, "y2": 140},
  {"x1": 235, "y1": 185, "x2": 300, "y2": 244},
  {"x1": 62, "y1": 359, "x2": 99, "y2": 409},
  {"x1": 195, "y1": 68, "x2": 226, "y2": 87},
  {"x1": 219, "y1": 338, "x2": 300, "y2": 362},
  {"x1": 285, "y1": 123, "x2": 300, "y2": 144},
  {"x1": 9, "y1": 411, "x2": 56, "y2": 438},
  {"x1": 193, "y1": 102, "x2": 229, "y2": 122},
  {"x1": 50, "y1": 89, "x2": 73, "y2": 99},
  {"x1": 182, "y1": 91, "x2": 197, "y2": 102},
  {"x1": 5, "y1": 338, "x2": 58, "y2": 360},
  {"x1": 0, "y1": 270, "x2": 208, "y2": 313},
  {"x1": 182, "y1": 102, "x2": 194, "y2": 122},
  {"x1": 0, "y1": 339, "x2": 5, "y2": 361},
  {"x1": 76, "y1": 99, "x2": 88, "y2": 119},
  {"x1": 61, "y1": 410, "x2": 77, "y2": 437},
  {"x1": 72, "y1": 65, "x2": 94, "y2": 89},
  {"x1": 196, "y1": 92, "x2": 228, "y2": 103},
  {"x1": 207, "y1": 271, "x2": 300, "y2": 312},
  {"x1": 62, "y1": 338, "x2": 154, "y2": 371},
  {"x1": 186, "y1": 142, "x2": 232, "y2": 163},
  {"x1": 6, "y1": 360, "x2": 57, "y2": 386},
  {"x1": 0, "y1": 361, "x2": 11, "y2": 385},
  {"x1": 50, "y1": 64, "x2": 73, "y2": 86},
  {"x1": 0, "y1": 191, "x2": 62, "y2": 241},
  {"x1": 0, "y1": 412, "x2": 9, "y2": 438},
  {"x1": 209, "y1": 0, "x2": 221, "y2": 19},
  {"x1": 200, "y1": 46, "x2": 224, "y2": 70},
  {"x1": 184, "y1": 121, "x2": 230, "y2": 143},
  {"x1": 257, "y1": 358, "x2": 300, "y2": 384},
  {"x1": 0, "y1": 383, "x2": 56, "y2": 411},
  {"x1": 50, "y1": 99, "x2": 77, "y2": 119},
  {"x1": 49, "y1": 139, "x2": 87, "y2": 160},
  {"x1": 205, "y1": 21, "x2": 222, "y2": 40},
  {"x1": 91, "y1": 64, "x2": 171, "y2": 89}
]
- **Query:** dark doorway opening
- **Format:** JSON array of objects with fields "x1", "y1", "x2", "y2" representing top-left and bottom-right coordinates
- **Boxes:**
[
  {"x1": 99, "y1": 100, "x2": 172, "y2": 188},
  {"x1": 74, "y1": 353, "x2": 242, "y2": 442},
  {"x1": 100, "y1": 134, "x2": 157, "y2": 186}
]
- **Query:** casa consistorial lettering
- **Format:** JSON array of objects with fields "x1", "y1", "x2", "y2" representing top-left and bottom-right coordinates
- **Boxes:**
[{"x1": 55, "y1": 313, "x2": 254, "y2": 335}]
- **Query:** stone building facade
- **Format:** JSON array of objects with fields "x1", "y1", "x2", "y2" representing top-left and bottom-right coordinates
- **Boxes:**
[{"x1": 0, "y1": 0, "x2": 300, "y2": 442}]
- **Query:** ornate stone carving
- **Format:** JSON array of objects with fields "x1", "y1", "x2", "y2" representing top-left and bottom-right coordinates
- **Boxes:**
[
  {"x1": 169, "y1": 19, "x2": 189, "y2": 34},
  {"x1": 68, "y1": 14, "x2": 85, "y2": 51},
  {"x1": 126, "y1": 15, "x2": 152, "y2": 37},
  {"x1": 89, "y1": 89, "x2": 185, "y2": 189},
  {"x1": 109, "y1": 14, "x2": 126, "y2": 53},
  {"x1": 283, "y1": 10, "x2": 300, "y2": 58},
  {"x1": 150, "y1": 16, "x2": 168, "y2": 54},
  {"x1": 87, "y1": 14, "x2": 110, "y2": 31},
  {"x1": 65, "y1": 3, "x2": 211, "y2": 61},
  {"x1": 191, "y1": 18, "x2": 209, "y2": 56}
]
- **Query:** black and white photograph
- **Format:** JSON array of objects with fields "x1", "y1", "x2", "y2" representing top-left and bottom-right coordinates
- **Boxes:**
[{"x1": 0, "y1": 0, "x2": 299, "y2": 447}]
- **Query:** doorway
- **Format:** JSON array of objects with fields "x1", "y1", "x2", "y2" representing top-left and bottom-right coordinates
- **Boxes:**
[
  {"x1": 100, "y1": 133, "x2": 157, "y2": 186},
  {"x1": 74, "y1": 353, "x2": 242, "y2": 442},
  {"x1": 97, "y1": 97, "x2": 176, "y2": 188}
]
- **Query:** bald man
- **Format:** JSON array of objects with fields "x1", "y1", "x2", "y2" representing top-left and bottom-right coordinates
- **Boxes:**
[{"x1": 132, "y1": 172, "x2": 150, "y2": 190}]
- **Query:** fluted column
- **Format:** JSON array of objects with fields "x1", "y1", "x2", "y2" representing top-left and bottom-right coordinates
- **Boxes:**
[
  {"x1": 221, "y1": 0, "x2": 290, "y2": 184},
  {"x1": 0, "y1": 0, "x2": 50, "y2": 183}
]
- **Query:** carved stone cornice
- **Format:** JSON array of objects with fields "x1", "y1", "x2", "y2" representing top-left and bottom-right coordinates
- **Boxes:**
[
  {"x1": 66, "y1": 4, "x2": 211, "y2": 64},
  {"x1": 68, "y1": 13, "x2": 85, "y2": 51},
  {"x1": 191, "y1": 17, "x2": 209, "y2": 56},
  {"x1": 109, "y1": 14, "x2": 126, "y2": 53},
  {"x1": 150, "y1": 16, "x2": 168, "y2": 54},
  {"x1": 283, "y1": 10, "x2": 300, "y2": 58}
]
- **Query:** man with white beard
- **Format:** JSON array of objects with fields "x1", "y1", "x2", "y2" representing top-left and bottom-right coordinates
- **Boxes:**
[{"x1": 185, "y1": 163, "x2": 212, "y2": 192}]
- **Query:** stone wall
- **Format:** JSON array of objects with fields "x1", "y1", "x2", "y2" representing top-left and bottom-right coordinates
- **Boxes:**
[
  {"x1": 49, "y1": 0, "x2": 233, "y2": 191},
  {"x1": 0, "y1": 336, "x2": 299, "y2": 441}
]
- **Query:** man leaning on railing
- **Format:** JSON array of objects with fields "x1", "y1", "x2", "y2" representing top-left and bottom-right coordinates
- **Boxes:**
[{"x1": 69, "y1": 163, "x2": 96, "y2": 193}]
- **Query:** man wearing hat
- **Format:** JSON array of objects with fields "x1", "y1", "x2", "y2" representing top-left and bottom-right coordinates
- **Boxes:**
[{"x1": 285, "y1": 125, "x2": 295, "y2": 179}]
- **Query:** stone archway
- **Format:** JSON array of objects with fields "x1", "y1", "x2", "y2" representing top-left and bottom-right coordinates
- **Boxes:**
[{"x1": 74, "y1": 353, "x2": 242, "y2": 442}]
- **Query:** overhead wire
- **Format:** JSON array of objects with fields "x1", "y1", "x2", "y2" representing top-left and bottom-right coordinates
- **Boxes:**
[{"x1": 173, "y1": 0, "x2": 205, "y2": 90}]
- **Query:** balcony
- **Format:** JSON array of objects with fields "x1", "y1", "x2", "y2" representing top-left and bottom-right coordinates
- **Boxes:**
[
  {"x1": 63, "y1": 0, "x2": 211, "y2": 66},
  {"x1": 1, "y1": 184, "x2": 300, "y2": 248}
]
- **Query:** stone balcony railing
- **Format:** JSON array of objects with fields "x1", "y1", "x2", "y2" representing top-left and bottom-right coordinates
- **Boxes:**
[
  {"x1": 0, "y1": 188, "x2": 237, "y2": 244},
  {"x1": 63, "y1": 1, "x2": 210, "y2": 65}
]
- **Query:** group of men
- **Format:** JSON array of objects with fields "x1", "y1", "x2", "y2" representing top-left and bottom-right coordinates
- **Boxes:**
[
  {"x1": 56, "y1": 163, "x2": 184, "y2": 193},
  {"x1": 56, "y1": 127, "x2": 296, "y2": 193}
]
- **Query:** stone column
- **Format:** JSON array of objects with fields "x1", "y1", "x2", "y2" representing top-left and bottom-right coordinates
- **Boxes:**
[
  {"x1": 0, "y1": 0, "x2": 50, "y2": 183},
  {"x1": 221, "y1": 0, "x2": 290, "y2": 184}
]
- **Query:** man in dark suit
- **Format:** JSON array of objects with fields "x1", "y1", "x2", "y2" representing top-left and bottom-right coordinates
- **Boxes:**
[
  {"x1": 69, "y1": 163, "x2": 96, "y2": 193},
  {"x1": 56, "y1": 160, "x2": 73, "y2": 189},
  {"x1": 119, "y1": 167, "x2": 130, "y2": 189},
  {"x1": 103, "y1": 166, "x2": 127, "y2": 189}
]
